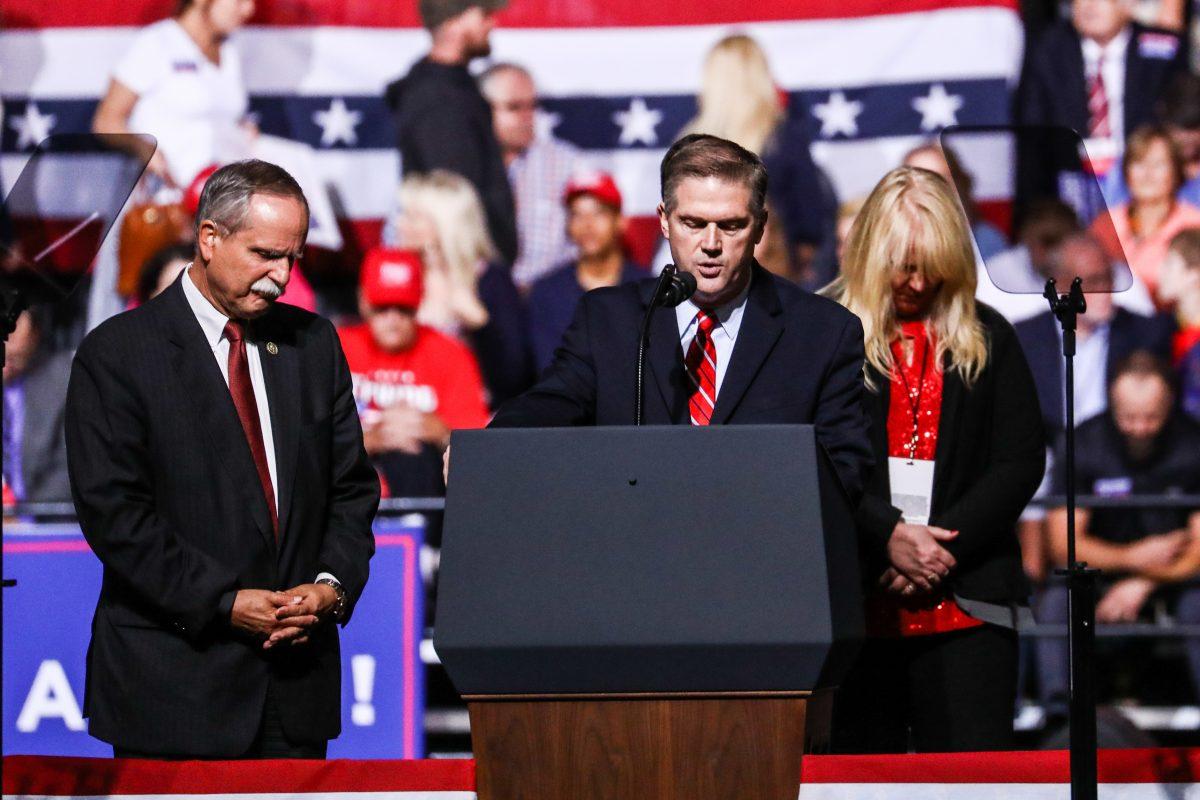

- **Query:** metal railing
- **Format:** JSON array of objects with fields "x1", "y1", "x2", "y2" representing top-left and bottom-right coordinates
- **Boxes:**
[{"x1": 3, "y1": 497, "x2": 448, "y2": 520}]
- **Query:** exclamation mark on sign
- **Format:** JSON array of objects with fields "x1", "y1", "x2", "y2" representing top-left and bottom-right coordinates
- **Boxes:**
[{"x1": 351, "y1": 654, "x2": 376, "y2": 726}]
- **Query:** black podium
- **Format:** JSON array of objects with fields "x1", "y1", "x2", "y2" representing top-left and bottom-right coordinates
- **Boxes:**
[{"x1": 436, "y1": 425, "x2": 863, "y2": 800}]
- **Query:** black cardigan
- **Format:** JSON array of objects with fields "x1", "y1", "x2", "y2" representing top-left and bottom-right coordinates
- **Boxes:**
[{"x1": 854, "y1": 304, "x2": 1046, "y2": 605}]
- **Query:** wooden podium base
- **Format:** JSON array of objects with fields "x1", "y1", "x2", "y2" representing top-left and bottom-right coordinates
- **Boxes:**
[{"x1": 467, "y1": 691, "x2": 831, "y2": 800}]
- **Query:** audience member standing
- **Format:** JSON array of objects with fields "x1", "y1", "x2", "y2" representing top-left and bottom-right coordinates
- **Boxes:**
[
  {"x1": 1017, "y1": 0, "x2": 1186, "y2": 206},
  {"x1": 1091, "y1": 126, "x2": 1200, "y2": 300},
  {"x1": 1015, "y1": 233, "x2": 1175, "y2": 441},
  {"x1": 480, "y1": 63, "x2": 585, "y2": 289},
  {"x1": 1019, "y1": 0, "x2": 1186, "y2": 167},
  {"x1": 2, "y1": 311, "x2": 73, "y2": 506},
  {"x1": 92, "y1": 0, "x2": 255, "y2": 188},
  {"x1": 527, "y1": 172, "x2": 644, "y2": 373},
  {"x1": 385, "y1": 0, "x2": 518, "y2": 266},
  {"x1": 392, "y1": 170, "x2": 532, "y2": 406},
  {"x1": 681, "y1": 34, "x2": 832, "y2": 280},
  {"x1": 1039, "y1": 353, "x2": 1200, "y2": 712},
  {"x1": 827, "y1": 167, "x2": 1044, "y2": 753},
  {"x1": 90, "y1": 0, "x2": 256, "y2": 329},
  {"x1": 339, "y1": 248, "x2": 490, "y2": 498}
]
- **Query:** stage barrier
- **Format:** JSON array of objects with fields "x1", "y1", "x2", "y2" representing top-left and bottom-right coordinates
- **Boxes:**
[{"x1": 4, "y1": 749, "x2": 1200, "y2": 799}]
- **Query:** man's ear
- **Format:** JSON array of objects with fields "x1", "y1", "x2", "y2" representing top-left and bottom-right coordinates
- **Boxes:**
[
  {"x1": 197, "y1": 220, "x2": 221, "y2": 264},
  {"x1": 657, "y1": 202, "x2": 669, "y2": 239},
  {"x1": 752, "y1": 209, "x2": 769, "y2": 247}
]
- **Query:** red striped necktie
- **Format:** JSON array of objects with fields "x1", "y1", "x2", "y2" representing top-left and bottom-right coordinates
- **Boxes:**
[
  {"x1": 224, "y1": 320, "x2": 279, "y2": 538},
  {"x1": 1087, "y1": 57, "x2": 1111, "y2": 139},
  {"x1": 685, "y1": 309, "x2": 719, "y2": 426}
]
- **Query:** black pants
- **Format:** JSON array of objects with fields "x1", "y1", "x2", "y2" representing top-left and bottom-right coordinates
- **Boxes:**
[
  {"x1": 831, "y1": 624, "x2": 1017, "y2": 753},
  {"x1": 114, "y1": 682, "x2": 327, "y2": 760}
]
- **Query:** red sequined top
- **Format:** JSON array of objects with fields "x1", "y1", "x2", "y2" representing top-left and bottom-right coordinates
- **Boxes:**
[{"x1": 866, "y1": 321, "x2": 983, "y2": 638}]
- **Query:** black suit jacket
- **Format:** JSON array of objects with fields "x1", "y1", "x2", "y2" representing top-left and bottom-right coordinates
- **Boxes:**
[
  {"x1": 1014, "y1": 307, "x2": 1175, "y2": 438},
  {"x1": 65, "y1": 275, "x2": 380, "y2": 756},
  {"x1": 854, "y1": 305, "x2": 1046, "y2": 604},
  {"x1": 489, "y1": 262, "x2": 873, "y2": 501},
  {"x1": 385, "y1": 58, "x2": 518, "y2": 265}
]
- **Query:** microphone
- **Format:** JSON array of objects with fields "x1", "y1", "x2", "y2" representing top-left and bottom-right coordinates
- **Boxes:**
[
  {"x1": 636, "y1": 264, "x2": 697, "y2": 425},
  {"x1": 660, "y1": 269, "x2": 697, "y2": 308}
]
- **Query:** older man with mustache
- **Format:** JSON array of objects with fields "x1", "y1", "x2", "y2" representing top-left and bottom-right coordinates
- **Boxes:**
[{"x1": 65, "y1": 159, "x2": 379, "y2": 759}]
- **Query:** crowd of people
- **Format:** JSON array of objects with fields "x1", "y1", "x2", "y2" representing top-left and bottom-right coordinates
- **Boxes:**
[{"x1": 5, "y1": 0, "x2": 1200, "y2": 749}]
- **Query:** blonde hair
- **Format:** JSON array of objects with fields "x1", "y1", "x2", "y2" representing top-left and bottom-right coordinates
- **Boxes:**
[
  {"x1": 822, "y1": 166, "x2": 988, "y2": 390},
  {"x1": 682, "y1": 34, "x2": 783, "y2": 155},
  {"x1": 396, "y1": 170, "x2": 496, "y2": 330}
]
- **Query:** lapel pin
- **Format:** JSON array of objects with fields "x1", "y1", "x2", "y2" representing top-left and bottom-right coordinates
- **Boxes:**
[{"x1": 266, "y1": 342, "x2": 279, "y2": 355}]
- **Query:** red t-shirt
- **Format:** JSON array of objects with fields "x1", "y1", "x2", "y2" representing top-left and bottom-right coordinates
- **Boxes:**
[
  {"x1": 337, "y1": 323, "x2": 490, "y2": 431},
  {"x1": 866, "y1": 321, "x2": 983, "y2": 638}
]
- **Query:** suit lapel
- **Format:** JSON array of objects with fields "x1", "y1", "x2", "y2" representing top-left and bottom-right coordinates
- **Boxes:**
[
  {"x1": 253, "y1": 312, "x2": 301, "y2": 540},
  {"x1": 156, "y1": 278, "x2": 274, "y2": 547},
  {"x1": 710, "y1": 265, "x2": 783, "y2": 425},
  {"x1": 641, "y1": 281, "x2": 689, "y2": 423},
  {"x1": 865, "y1": 367, "x2": 892, "y2": 491}
]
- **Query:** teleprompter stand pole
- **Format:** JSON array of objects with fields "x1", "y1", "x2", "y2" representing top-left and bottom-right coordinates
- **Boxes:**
[{"x1": 1044, "y1": 276, "x2": 1098, "y2": 800}]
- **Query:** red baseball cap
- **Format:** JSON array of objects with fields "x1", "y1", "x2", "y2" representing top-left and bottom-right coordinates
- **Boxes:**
[
  {"x1": 563, "y1": 170, "x2": 622, "y2": 212},
  {"x1": 360, "y1": 247, "x2": 424, "y2": 309},
  {"x1": 184, "y1": 164, "x2": 220, "y2": 217}
]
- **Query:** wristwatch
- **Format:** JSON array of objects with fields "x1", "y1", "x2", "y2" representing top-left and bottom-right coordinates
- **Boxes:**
[{"x1": 315, "y1": 577, "x2": 346, "y2": 622}]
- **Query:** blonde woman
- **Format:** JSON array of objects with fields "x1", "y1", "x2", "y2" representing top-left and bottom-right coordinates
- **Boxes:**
[
  {"x1": 393, "y1": 170, "x2": 532, "y2": 405},
  {"x1": 826, "y1": 167, "x2": 1045, "y2": 753},
  {"x1": 682, "y1": 34, "x2": 829, "y2": 269}
]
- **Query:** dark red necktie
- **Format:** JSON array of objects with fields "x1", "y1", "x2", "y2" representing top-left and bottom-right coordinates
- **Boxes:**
[
  {"x1": 224, "y1": 320, "x2": 278, "y2": 538},
  {"x1": 1087, "y1": 57, "x2": 1111, "y2": 139},
  {"x1": 685, "y1": 309, "x2": 718, "y2": 426}
]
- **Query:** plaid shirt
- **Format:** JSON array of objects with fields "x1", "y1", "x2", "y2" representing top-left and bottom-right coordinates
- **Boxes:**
[{"x1": 509, "y1": 137, "x2": 585, "y2": 288}]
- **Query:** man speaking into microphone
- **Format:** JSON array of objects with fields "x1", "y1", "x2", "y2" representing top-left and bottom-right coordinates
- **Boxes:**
[{"x1": 488, "y1": 134, "x2": 872, "y2": 498}]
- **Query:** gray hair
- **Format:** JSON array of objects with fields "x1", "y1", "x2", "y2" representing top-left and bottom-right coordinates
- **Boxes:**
[
  {"x1": 194, "y1": 159, "x2": 310, "y2": 239},
  {"x1": 477, "y1": 62, "x2": 532, "y2": 99}
]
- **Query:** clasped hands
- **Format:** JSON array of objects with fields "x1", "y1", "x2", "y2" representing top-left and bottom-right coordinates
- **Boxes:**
[
  {"x1": 229, "y1": 583, "x2": 340, "y2": 650},
  {"x1": 879, "y1": 522, "x2": 959, "y2": 597}
]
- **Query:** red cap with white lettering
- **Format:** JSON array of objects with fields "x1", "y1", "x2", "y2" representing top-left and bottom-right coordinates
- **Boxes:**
[
  {"x1": 563, "y1": 170, "x2": 623, "y2": 212},
  {"x1": 360, "y1": 247, "x2": 424, "y2": 309}
]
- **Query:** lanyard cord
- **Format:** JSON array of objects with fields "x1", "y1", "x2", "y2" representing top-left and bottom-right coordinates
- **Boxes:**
[{"x1": 896, "y1": 328, "x2": 931, "y2": 461}]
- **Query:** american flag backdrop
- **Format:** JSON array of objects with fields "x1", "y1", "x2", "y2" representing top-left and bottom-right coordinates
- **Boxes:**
[{"x1": 0, "y1": 0, "x2": 1023, "y2": 268}]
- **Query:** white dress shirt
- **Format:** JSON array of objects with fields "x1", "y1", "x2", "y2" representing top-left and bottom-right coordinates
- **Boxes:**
[
  {"x1": 675, "y1": 277, "x2": 751, "y2": 400},
  {"x1": 181, "y1": 267, "x2": 339, "y2": 587},
  {"x1": 1061, "y1": 320, "x2": 1111, "y2": 426},
  {"x1": 181, "y1": 265, "x2": 278, "y2": 511}
]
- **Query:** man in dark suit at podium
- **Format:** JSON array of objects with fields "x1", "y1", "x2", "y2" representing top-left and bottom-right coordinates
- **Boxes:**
[{"x1": 488, "y1": 134, "x2": 872, "y2": 499}]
